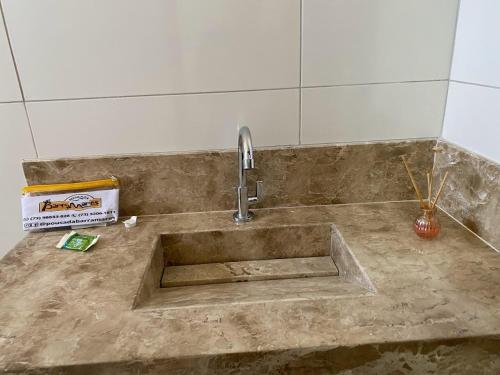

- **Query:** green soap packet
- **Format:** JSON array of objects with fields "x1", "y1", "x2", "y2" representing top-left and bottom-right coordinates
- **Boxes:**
[{"x1": 56, "y1": 231, "x2": 100, "y2": 252}]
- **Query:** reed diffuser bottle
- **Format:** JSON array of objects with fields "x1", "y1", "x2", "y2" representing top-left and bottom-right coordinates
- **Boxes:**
[
  {"x1": 414, "y1": 207, "x2": 440, "y2": 239},
  {"x1": 402, "y1": 155, "x2": 449, "y2": 240}
]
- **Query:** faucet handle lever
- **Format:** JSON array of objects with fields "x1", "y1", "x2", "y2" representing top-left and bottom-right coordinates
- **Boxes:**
[
  {"x1": 256, "y1": 180, "x2": 264, "y2": 201},
  {"x1": 249, "y1": 180, "x2": 263, "y2": 204}
]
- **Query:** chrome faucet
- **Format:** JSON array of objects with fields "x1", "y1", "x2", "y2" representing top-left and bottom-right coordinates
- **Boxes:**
[{"x1": 233, "y1": 126, "x2": 263, "y2": 223}]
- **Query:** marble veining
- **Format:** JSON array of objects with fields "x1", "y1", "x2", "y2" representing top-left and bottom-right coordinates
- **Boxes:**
[
  {"x1": 1, "y1": 202, "x2": 499, "y2": 374},
  {"x1": 434, "y1": 140, "x2": 500, "y2": 250},
  {"x1": 22, "y1": 140, "x2": 434, "y2": 216}
]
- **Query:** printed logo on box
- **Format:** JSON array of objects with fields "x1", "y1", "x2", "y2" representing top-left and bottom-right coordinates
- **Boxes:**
[
  {"x1": 39, "y1": 194, "x2": 101, "y2": 212},
  {"x1": 22, "y1": 189, "x2": 119, "y2": 231}
]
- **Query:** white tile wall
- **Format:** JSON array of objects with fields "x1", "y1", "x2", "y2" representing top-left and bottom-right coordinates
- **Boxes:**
[
  {"x1": 2, "y1": 0, "x2": 300, "y2": 100},
  {"x1": 0, "y1": 103, "x2": 36, "y2": 257},
  {"x1": 0, "y1": 1, "x2": 462, "y2": 255},
  {"x1": 0, "y1": 15, "x2": 21, "y2": 102},
  {"x1": 450, "y1": 0, "x2": 500, "y2": 87},
  {"x1": 443, "y1": 83, "x2": 500, "y2": 163},
  {"x1": 442, "y1": 0, "x2": 500, "y2": 164},
  {"x1": 302, "y1": 82, "x2": 448, "y2": 144},
  {"x1": 302, "y1": 0, "x2": 458, "y2": 86},
  {"x1": 26, "y1": 90, "x2": 299, "y2": 158}
]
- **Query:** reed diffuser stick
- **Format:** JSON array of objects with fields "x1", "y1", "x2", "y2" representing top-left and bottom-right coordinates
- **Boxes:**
[
  {"x1": 401, "y1": 155, "x2": 425, "y2": 208},
  {"x1": 431, "y1": 171, "x2": 449, "y2": 209},
  {"x1": 426, "y1": 172, "x2": 431, "y2": 207},
  {"x1": 429, "y1": 171, "x2": 433, "y2": 207},
  {"x1": 429, "y1": 151, "x2": 438, "y2": 206}
]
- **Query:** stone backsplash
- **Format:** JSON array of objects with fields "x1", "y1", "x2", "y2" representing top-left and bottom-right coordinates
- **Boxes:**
[
  {"x1": 23, "y1": 140, "x2": 434, "y2": 216},
  {"x1": 435, "y1": 140, "x2": 500, "y2": 250}
]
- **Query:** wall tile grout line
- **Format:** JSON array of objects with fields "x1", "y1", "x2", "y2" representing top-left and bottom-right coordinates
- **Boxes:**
[
  {"x1": 1, "y1": 1, "x2": 39, "y2": 158},
  {"x1": 0, "y1": 1, "x2": 24, "y2": 101},
  {"x1": 26, "y1": 87, "x2": 301, "y2": 103},
  {"x1": 0, "y1": 100, "x2": 23, "y2": 104},
  {"x1": 21, "y1": 102, "x2": 39, "y2": 158},
  {"x1": 302, "y1": 79, "x2": 448, "y2": 89},
  {"x1": 23, "y1": 79, "x2": 449, "y2": 104},
  {"x1": 450, "y1": 79, "x2": 500, "y2": 91},
  {"x1": 298, "y1": 0, "x2": 303, "y2": 145}
]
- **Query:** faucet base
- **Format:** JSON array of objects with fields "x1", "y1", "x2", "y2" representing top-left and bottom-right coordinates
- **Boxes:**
[{"x1": 233, "y1": 211, "x2": 254, "y2": 223}]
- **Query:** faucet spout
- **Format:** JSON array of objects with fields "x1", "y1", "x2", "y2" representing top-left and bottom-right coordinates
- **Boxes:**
[
  {"x1": 238, "y1": 126, "x2": 255, "y2": 170},
  {"x1": 233, "y1": 126, "x2": 263, "y2": 223}
]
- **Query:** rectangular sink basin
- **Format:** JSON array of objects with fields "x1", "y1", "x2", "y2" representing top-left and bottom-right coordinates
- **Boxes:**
[
  {"x1": 161, "y1": 225, "x2": 339, "y2": 288},
  {"x1": 134, "y1": 223, "x2": 374, "y2": 310}
]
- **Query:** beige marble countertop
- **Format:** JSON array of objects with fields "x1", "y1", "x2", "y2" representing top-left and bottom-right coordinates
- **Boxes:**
[{"x1": 1, "y1": 201, "x2": 500, "y2": 373}]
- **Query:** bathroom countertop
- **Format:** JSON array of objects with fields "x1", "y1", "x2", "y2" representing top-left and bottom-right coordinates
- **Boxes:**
[{"x1": 1, "y1": 201, "x2": 500, "y2": 374}]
